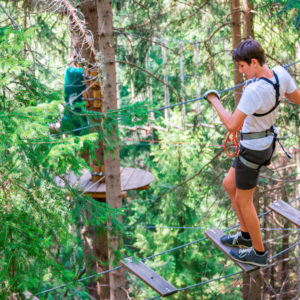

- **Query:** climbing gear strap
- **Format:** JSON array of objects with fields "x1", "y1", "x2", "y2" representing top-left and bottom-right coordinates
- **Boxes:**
[
  {"x1": 240, "y1": 125, "x2": 276, "y2": 141},
  {"x1": 238, "y1": 136, "x2": 276, "y2": 171},
  {"x1": 239, "y1": 126, "x2": 274, "y2": 170},
  {"x1": 238, "y1": 125, "x2": 292, "y2": 170},
  {"x1": 253, "y1": 71, "x2": 280, "y2": 117},
  {"x1": 238, "y1": 155, "x2": 261, "y2": 170},
  {"x1": 240, "y1": 129, "x2": 274, "y2": 140}
]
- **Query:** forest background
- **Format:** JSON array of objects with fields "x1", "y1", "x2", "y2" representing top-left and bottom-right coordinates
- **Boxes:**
[{"x1": 0, "y1": 0, "x2": 299, "y2": 299}]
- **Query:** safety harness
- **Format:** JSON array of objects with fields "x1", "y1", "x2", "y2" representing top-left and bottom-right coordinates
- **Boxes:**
[{"x1": 238, "y1": 70, "x2": 292, "y2": 170}]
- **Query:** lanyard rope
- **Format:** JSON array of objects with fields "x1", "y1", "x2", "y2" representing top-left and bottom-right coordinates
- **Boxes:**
[{"x1": 224, "y1": 123, "x2": 243, "y2": 157}]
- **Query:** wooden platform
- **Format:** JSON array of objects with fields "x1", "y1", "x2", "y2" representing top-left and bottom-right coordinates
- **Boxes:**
[
  {"x1": 55, "y1": 167, "x2": 154, "y2": 198},
  {"x1": 269, "y1": 200, "x2": 300, "y2": 227},
  {"x1": 205, "y1": 228, "x2": 258, "y2": 272},
  {"x1": 11, "y1": 292, "x2": 39, "y2": 300},
  {"x1": 121, "y1": 257, "x2": 177, "y2": 297}
]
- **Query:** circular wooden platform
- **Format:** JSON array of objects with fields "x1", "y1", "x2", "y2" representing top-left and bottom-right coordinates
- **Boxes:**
[{"x1": 55, "y1": 167, "x2": 154, "y2": 197}]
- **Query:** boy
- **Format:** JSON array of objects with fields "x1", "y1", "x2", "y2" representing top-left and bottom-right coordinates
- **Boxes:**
[{"x1": 204, "y1": 39, "x2": 300, "y2": 266}]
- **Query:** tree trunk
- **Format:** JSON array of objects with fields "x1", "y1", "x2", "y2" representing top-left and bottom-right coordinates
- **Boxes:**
[
  {"x1": 146, "y1": 47, "x2": 154, "y2": 120},
  {"x1": 96, "y1": 1, "x2": 127, "y2": 299},
  {"x1": 80, "y1": 1, "x2": 99, "y2": 65},
  {"x1": 224, "y1": 39, "x2": 230, "y2": 85},
  {"x1": 231, "y1": 2, "x2": 252, "y2": 297},
  {"x1": 279, "y1": 186, "x2": 290, "y2": 299},
  {"x1": 242, "y1": 0, "x2": 254, "y2": 39},
  {"x1": 179, "y1": 40, "x2": 186, "y2": 122},
  {"x1": 80, "y1": 220, "x2": 109, "y2": 299},
  {"x1": 230, "y1": 0, "x2": 243, "y2": 106},
  {"x1": 194, "y1": 41, "x2": 201, "y2": 113},
  {"x1": 161, "y1": 38, "x2": 170, "y2": 122},
  {"x1": 129, "y1": 35, "x2": 135, "y2": 102},
  {"x1": 69, "y1": 1, "x2": 109, "y2": 298}
]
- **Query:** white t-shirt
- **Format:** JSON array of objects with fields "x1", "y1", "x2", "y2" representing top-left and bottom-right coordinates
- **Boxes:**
[{"x1": 237, "y1": 65, "x2": 296, "y2": 150}]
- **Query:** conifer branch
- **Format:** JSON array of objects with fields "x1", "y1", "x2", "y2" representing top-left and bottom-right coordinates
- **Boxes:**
[{"x1": 156, "y1": 149, "x2": 223, "y2": 201}]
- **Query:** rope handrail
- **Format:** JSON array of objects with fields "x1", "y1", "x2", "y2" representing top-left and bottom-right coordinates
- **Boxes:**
[
  {"x1": 44, "y1": 59, "x2": 300, "y2": 138},
  {"x1": 133, "y1": 225, "x2": 300, "y2": 231},
  {"x1": 35, "y1": 196, "x2": 300, "y2": 296},
  {"x1": 153, "y1": 60, "x2": 299, "y2": 112}
]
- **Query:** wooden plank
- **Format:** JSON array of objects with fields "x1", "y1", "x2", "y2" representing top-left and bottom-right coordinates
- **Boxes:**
[
  {"x1": 205, "y1": 228, "x2": 258, "y2": 273},
  {"x1": 269, "y1": 200, "x2": 300, "y2": 227},
  {"x1": 121, "y1": 257, "x2": 177, "y2": 297}
]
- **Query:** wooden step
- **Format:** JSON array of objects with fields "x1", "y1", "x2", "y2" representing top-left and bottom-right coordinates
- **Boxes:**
[
  {"x1": 269, "y1": 200, "x2": 300, "y2": 227},
  {"x1": 205, "y1": 228, "x2": 258, "y2": 273},
  {"x1": 121, "y1": 257, "x2": 177, "y2": 297}
]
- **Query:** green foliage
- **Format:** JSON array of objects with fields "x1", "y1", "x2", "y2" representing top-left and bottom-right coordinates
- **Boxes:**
[
  {"x1": 0, "y1": 5, "x2": 130, "y2": 299},
  {"x1": 1, "y1": 0, "x2": 299, "y2": 298},
  {"x1": 264, "y1": 0, "x2": 300, "y2": 29},
  {"x1": 117, "y1": 0, "x2": 300, "y2": 298},
  {"x1": 123, "y1": 114, "x2": 240, "y2": 299},
  {"x1": 0, "y1": 2, "x2": 151, "y2": 297}
]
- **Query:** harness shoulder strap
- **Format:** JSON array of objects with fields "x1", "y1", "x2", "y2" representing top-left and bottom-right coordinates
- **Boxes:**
[{"x1": 253, "y1": 71, "x2": 280, "y2": 117}]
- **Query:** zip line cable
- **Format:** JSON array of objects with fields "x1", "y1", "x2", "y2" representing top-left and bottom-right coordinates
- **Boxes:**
[
  {"x1": 146, "y1": 271, "x2": 244, "y2": 300},
  {"x1": 4, "y1": 58, "x2": 291, "y2": 142},
  {"x1": 36, "y1": 235, "x2": 300, "y2": 297},
  {"x1": 35, "y1": 196, "x2": 300, "y2": 296},
  {"x1": 43, "y1": 59, "x2": 300, "y2": 138},
  {"x1": 153, "y1": 60, "x2": 299, "y2": 112},
  {"x1": 135, "y1": 225, "x2": 300, "y2": 231},
  {"x1": 138, "y1": 196, "x2": 299, "y2": 263}
]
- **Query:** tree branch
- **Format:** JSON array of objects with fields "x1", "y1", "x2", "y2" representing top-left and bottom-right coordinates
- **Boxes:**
[
  {"x1": 117, "y1": 60, "x2": 180, "y2": 102},
  {"x1": 205, "y1": 22, "x2": 231, "y2": 44},
  {"x1": 0, "y1": 3, "x2": 21, "y2": 30},
  {"x1": 157, "y1": 149, "x2": 223, "y2": 201}
]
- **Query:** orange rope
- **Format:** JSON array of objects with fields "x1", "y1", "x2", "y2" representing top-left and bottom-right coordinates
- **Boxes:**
[{"x1": 224, "y1": 123, "x2": 243, "y2": 157}]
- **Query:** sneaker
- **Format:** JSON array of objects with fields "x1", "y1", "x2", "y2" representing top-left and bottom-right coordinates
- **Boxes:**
[
  {"x1": 220, "y1": 232, "x2": 252, "y2": 248},
  {"x1": 230, "y1": 247, "x2": 268, "y2": 267}
]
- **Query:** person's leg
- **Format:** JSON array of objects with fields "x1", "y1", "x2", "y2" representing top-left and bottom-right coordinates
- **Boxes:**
[
  {"x1": 235, "y1": 187, "x2": 264, "y2": 252},
  {"x1": 223, "y1": 167, "x2": 248, "y2": 232}
]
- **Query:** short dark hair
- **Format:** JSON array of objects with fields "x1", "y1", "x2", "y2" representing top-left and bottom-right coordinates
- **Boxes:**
[{"x1": 232, "y1": 39, "x2": 265, "y2": 66}]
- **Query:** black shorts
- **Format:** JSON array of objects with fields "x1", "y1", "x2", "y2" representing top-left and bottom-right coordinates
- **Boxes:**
[{"x1": 232, "y1": 143, "x2": 274, "y2": 190}]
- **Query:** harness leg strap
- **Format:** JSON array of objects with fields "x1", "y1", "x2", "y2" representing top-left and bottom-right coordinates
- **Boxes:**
[{"x1": 238, "y1": 155, "x2": 260, "y2": 170}]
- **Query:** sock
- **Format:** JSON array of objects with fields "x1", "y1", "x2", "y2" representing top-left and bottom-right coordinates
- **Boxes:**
[
  {"x1": 254, "y1": 249, "x2": 265, "y2": 255},
  {"x1": 241, "y1": 231, "x2": 251, "y2": 240}
]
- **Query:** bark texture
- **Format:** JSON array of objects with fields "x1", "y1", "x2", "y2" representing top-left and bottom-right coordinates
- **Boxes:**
[
  {"x1": 69, "y1": 1, "x2": 108, "y2": 298},
  {"x1": 230, "y1": 0, "x2": 243, "y2": 106},
  {"x1": 242, "y1": 0, "x2": 254, "y2": 39},
  {"x1": 96, "y1": 1, "x2": 127, "y2": 299}
]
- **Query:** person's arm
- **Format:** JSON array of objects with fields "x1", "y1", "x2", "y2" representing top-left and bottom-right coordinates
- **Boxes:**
[
  {"x1": 206, "y1": 94, "x2": 247, "y2": 132},
  {"x1": 285, "y1": 88, "x2": 300, "y2": 105}
]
